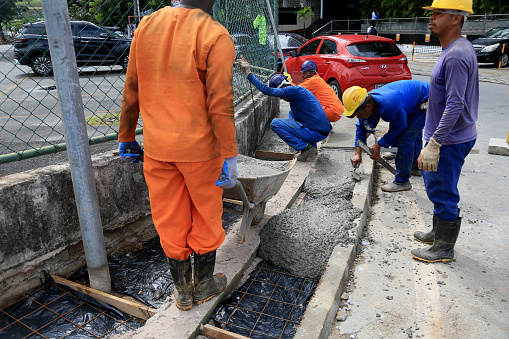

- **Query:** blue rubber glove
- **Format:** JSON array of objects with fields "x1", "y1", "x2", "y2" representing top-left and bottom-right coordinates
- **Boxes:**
[
  {"x1": 118, "y1": 141, "x2": 143, "y2": 163},
  {"x1": 216, "y1": 156, "x2": 238, "y2": 189}
]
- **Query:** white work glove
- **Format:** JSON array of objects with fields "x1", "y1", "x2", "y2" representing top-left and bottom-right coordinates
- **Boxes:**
[
  {"x1": 237, "y1": 56, "x2": 251, "y2": 75},
  {"x1": 216, "y1": 156, "x2": 238, "y2": 189},
  {"x1": 418, "y1": 138, "x2": 441, "y2": 172}
]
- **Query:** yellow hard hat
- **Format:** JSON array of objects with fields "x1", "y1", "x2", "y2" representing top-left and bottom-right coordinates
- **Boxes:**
[
  {"x1": 343, "y1": 86, "x2": 368, "y2": 117},
  {"x1": 423, "y1": 0, "x2": 474, "y2": 15}
]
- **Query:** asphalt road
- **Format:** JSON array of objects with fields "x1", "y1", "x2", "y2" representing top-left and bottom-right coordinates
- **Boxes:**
[
  {"x1": 0, "y1": 44, "x2": 127, "y2": 177},
  {"x1": 329, "y1": 71, "x2": 509, "y2": 338}
]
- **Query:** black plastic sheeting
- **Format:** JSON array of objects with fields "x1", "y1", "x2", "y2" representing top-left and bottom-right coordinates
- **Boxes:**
[
  {"x1": 68, "y1": 203, "x2": 243, "y2": 309},
  {"x1": 211, "y1": 261, "x2": 318, "y2": 339},
  {"x1": 69, "y1": 237, "x2": 173, "y2": 309},
  {"x1": 0, "y1": 274, "x2": 141, "y2": 339}
]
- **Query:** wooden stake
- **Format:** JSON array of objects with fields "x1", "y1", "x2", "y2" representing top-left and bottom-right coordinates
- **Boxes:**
[
  {"x1": 51, "y1": 275, "x2": 156, "y2": 320},
  {"x1": 201, "y1": 324, "x2": 250, "y2": 339}
]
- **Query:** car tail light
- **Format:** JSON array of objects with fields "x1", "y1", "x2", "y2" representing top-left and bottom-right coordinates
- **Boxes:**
[
  {"x1": 398, "y1": 56, "x2": 408, "y2": 65},
  {"x1": 15, "y1": 37, "x2": 28, "y2": 43},
  {"x1": 342, "y1": 58, "x2": 368, "y2": 67}
]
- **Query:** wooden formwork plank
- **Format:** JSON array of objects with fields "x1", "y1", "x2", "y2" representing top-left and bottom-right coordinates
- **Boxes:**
[
  {"x1": 201, "y1": 324, "x2": 249, "y2": 339},
  {"x1": 255, "y1": 150, "x2": 295, "y2": 160},
  {"x1": 51, "y1": 275, "x2": 156, "y2": 320}
]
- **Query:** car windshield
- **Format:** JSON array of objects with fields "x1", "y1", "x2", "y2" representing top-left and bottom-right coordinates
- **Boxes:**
[
  {"x1": 483, "y1": 27, "x2": 509, "y2": 38},
  {"x1": 346, "y1": 42, "x2": 402, "y2": 57},
  {"x1": 101, "y1": 27, "x2": 122, "y2": 38},
  {"x1": 22, "y1": 24, "x2": 46, "y2": 35}
]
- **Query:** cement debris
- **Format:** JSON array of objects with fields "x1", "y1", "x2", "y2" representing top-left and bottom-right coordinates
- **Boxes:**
[{"x1": 258, "y1": 149, "x2": 361, "y2": 279}]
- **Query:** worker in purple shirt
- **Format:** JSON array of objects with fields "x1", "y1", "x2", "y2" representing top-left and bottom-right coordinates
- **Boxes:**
[
  {"x1": 411, "y1": 0, "x2": 478, "y2": 263},
  {"x1": 238, "y1": 57, "x2": 331, "y2": 162}
]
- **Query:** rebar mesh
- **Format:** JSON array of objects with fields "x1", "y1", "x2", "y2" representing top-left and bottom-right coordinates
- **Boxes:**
[
  {"x1": 211, "y1": 261, "x2": 318, "y2": 338},
  {"x1": 0, "y1": 0, "x2": 278, "y2": 165},
  {"x1": 0, "y1": 279, "x2": 142, "y2": 338}
]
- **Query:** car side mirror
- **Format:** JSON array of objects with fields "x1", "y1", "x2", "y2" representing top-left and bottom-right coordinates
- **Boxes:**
[{"x1": 290, "y1": 50, "x2": 297, "y2": 58}]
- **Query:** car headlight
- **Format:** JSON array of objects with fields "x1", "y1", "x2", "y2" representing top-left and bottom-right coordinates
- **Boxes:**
[{"x1": 481, "y1": 43, "x2": 499, "y2": 53}]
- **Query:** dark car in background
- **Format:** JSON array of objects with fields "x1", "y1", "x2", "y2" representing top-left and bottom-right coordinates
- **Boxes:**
[
  {"x1": 269, "y1": 32, "x2": 308, "y2": 71},
  {"x1": 471, "y1": 23, "x2": 509, "y2": 68},
  {"x1": 14, "y1": 21, "x2": 131, "y2": 76},
  {"x1": 285, "y1": 35, "x2": 411, "y2": 99}
]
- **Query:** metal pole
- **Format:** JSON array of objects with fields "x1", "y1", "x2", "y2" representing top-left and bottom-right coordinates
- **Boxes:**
[
  {"x1": 265, "y1": 0, "x2": 288, "y2": 74},
  {"x1": 133, "y1": 0, "x2": 140, "y2": 24},
  {"x1": 41, "y1": 0, "x2": 111, "y2": 293}
]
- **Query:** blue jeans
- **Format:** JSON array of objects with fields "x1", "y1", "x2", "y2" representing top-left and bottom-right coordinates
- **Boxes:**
[
  {"x1": 271, "y1": 118, "x2": 327, "y2": 151},
  {"x1": 422, "y1": 139, "x2": 475, "y2": 221},
  {"x1": 393, "y1": 110, "x2": 426, "y2": 183}
]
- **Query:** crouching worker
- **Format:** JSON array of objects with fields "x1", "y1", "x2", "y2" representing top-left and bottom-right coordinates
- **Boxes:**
[
  {"x1": 238, "y1": 57, "x2": 331, "y2": 162},
  {"x1": 118, "y1": 0, "x2": 238, "y2": 311},
  {"x1": 344, "y1": 80, "x2": 429, "y2": 192},
  {"x1": 298, "y1": 60, "x2": 344, "y2": 123}
]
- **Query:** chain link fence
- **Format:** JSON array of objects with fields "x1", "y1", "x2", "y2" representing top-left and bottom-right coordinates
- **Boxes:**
[{"x1": 0, "y1": 0, "x2": 278, "y2": 165}]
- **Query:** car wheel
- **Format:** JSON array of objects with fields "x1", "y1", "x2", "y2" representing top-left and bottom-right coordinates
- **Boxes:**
[
  {"x1": 32, "y1": 54, "x2": 53, "y2": 76},
  {"x1": 122, "y1": 54, "x2": 129, "y2": 71},
  {"x1": 495, "y1": 53, "x2": 508, "y2": 68},
  {"x1": 328, "y1": 79, "x2": 342, "y2": 101}
]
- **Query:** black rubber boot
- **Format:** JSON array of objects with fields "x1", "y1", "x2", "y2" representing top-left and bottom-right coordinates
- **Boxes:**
[
  {"x1": 414, "y1": 209, "x2": 460, "y2": 244},
  {"x1": 414, "y1": 214, "x2": 438, "y2": 244},
  {"x1": 167, "y1": 256, "x2": 193, "y2": 311},
  {"x1": 193, "y1": 251, "x2": 227, "y2": 304},
  {"x1": 411, "y1": 216, "x2": 461, "y2": 263}
]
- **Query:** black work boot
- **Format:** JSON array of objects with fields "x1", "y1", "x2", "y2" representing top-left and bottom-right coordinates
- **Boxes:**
[
  {"x1": 193, "y1": 251, "x2": 227, "y2": 304},
  {"x1": 411, "y1": 216, "x2": 461, "y2": 263},
  {"x1": 297, "y1": 143, "x2": 317, "y2": 162},
  {"x1": 414, "y1": 214, "x2": 438, "y2": 244},
  {"x1": 167, "y1": 256, "x2": 193, "y2": 311}
]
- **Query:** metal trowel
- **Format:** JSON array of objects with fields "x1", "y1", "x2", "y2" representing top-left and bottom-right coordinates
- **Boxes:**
[{"x1": 352, "y1": 164, "x2": 361, "y2": 181}]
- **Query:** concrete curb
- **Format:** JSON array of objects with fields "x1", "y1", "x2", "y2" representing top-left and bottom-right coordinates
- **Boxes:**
[{"x1": 295, "y1": 153, "x2": 375, "y2": 339}]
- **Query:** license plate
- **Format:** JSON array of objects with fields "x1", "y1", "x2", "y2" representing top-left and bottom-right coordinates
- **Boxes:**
[{"x1": 375, "y1": 83, "x2": 387, "y2": 89}]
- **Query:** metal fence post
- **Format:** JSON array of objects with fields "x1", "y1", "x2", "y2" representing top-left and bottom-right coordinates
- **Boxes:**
[{"x1": 41, "y1": 0, "x2": 111, "y2": 293}]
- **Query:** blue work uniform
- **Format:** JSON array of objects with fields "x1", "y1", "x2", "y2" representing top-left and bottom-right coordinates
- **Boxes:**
[
  {"x1": 423, "y1": 38, "x2": 478, "y2": 221},
  {"x1": 248, "y1": 73, "x2": 331, "y2": 151},
  {"x1": 355, "y1": 80, "x2": 429, "y2": 184}
]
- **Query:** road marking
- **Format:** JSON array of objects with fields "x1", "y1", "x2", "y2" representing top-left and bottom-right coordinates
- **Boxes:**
[
  {"x1": 405, "y1": 194, "x2": 444, "y2": 338},
  {"x1": 0, "y1": 76, "x2": 28, "y2": 100}
]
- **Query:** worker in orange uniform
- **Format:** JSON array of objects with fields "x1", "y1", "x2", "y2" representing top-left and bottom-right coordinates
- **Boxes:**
[
  {"x1": 117, "y1": 0, "x2": 238, "y2": 311},
  {"x1": 297, "y1": 60, "x2": 344, "y2": 123}
]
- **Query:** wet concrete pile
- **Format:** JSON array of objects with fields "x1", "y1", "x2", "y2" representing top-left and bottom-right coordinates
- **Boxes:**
[
  {"x1": 258, "y1": 149, "x2": 362, "y2": 279},
  {"x1": 237, "y1": 154, "x2": 289, "y2": 177}
]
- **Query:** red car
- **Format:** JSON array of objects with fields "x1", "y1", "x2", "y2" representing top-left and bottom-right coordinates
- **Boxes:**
[{"x1": 285, "y1": 35, "x2": 411, "y2": 99}]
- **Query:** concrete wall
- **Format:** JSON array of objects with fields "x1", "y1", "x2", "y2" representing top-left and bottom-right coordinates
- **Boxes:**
[{"x1": 0, "y1": 94, "x2": 278, "y2": 307}]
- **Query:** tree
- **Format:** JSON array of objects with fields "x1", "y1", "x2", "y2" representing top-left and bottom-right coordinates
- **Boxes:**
[
  {"x1": 0, "y1": 0, "x2": 17, "y2": 42},
  {"x1": 359, "y1": 0, "x2": 509, "y2": 18},
  {"x1": 296, "y1": 6, "x2": 314, "y2": 38}
]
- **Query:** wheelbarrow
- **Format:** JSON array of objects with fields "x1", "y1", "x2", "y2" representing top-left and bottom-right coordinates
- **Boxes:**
[{"x1": 222, "y1": 158, "x2": 296, "y2": 243}]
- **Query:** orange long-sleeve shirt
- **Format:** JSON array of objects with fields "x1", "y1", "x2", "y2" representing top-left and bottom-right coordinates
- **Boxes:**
[
  {"x1": 298, "y1": 75, "x2": 344, "y2": 122},
  {"x1": 118, "y1": 7, "x2": 238, "y2": 162}
]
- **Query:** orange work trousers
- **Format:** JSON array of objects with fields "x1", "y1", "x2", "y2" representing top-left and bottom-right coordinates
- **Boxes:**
[
  {"x1": 143, "y1": 155, "x2": 225, "y2": 260},
  {"x1": 324, "y1": 107, "x2": 343, "y2": 123}
]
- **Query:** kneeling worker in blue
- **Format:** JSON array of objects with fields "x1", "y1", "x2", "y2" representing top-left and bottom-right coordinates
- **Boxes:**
[
  {"x1": 238, "y1": 57, "x2": 331, "y2": 162},
  {"x1": 343, "y1": 80, "x2": 430, "y2": 192}
]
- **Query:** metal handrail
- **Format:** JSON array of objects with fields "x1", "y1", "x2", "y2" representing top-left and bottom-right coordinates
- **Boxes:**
[{"x1": 313, "y1": 14, "x2": 509, "y2": 37}]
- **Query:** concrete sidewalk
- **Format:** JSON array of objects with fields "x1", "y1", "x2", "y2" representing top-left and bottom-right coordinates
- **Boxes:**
[{"x1": 328, "y1": 147, "x2": 509, "y2": 338}]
